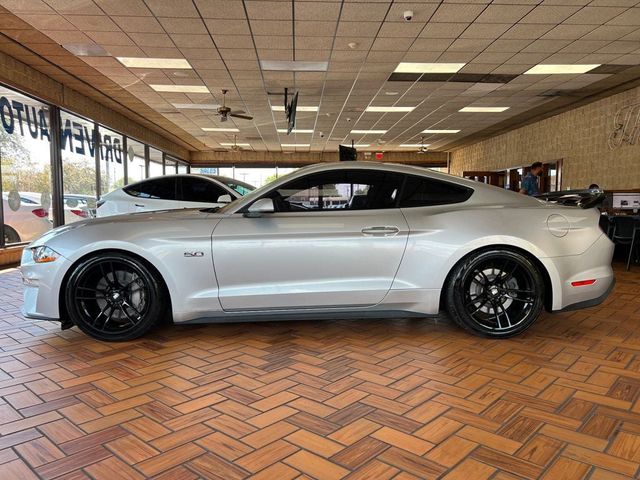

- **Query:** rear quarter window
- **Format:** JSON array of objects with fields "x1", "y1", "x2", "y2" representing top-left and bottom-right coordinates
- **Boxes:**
[{"x1": 399, "y1": 176, "x2": 473, "y2": 207}]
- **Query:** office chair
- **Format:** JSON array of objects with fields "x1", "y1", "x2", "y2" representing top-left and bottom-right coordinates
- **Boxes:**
[{"x1": 612, "y1": 216, "x2": 640, "y2": 270}]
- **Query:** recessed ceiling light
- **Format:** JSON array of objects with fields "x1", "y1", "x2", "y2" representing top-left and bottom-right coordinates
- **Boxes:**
[
  {"x1": 524, "y1": 64, "x2": 600, "y2": 75},
  {"x1": 260, "y1": 60, "x2": 329, "y2": 71},
  {"x1": 422, "y1": 129, "x2": 460, "y2": 134},
  {"x1": 118, "y1": 57, "x2": 192, "y2": 69},
  {"x1": 173, "y1": 103, "x2": 219, "y2": 110},
  {"x1": 351, "y1": 130, "x2": 388, "y2": 134},
  {"x1": 150, "y1": 85, "x2": 209, "y2": 93},
  {"x1": 400, "y1": 144, "x2": 431, "y2": 148},
  {"x1": 221, "y1": 142, "x2": 250, "y2": 147},
  {"x1": 394, "y1": 63, "x2": 465, "y2": 74},
  {"x1": 459, "y1": 107, "x2": 509, "y2": 113},
  {"x1": 202, "y1": 127, "x2": 239, "y2": 132},
  {"x1": 272, "y1": 105, "x2": 319, "y2": 112},
  {"x1": 63, "y1": 44, "x2": 109, "y2": 57},
  {"x1": 277, "y1": 129, "x2": 314, "y2": 134},
  {"x1": 366, "y1": 106, "x2": 415, "y2": 113},
  {"x1": 281, "y1": 144, "x2": 311, "y2": 147}
]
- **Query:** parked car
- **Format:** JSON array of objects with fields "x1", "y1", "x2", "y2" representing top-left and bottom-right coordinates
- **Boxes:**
[
  {"x1": 96, "y1": 174, "x2": 255, "y2": 217},
  {"x1": 20, "y1": 192, "x2": 96, "y2": 224},
  {"x1": 21, "y1": 162, "x2": 614, "y2": 341},
  {"x1": 2, "y1": 194, "x2": 51, "y2": 244}
]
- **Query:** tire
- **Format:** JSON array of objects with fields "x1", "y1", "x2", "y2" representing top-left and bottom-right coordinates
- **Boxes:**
[
  {"x1": 445, "y1": 249, "x2": 545, "y2": 338},
  {"x1": 65, "y1": 253, "x2": 166, "y2": 341},
  {"x1": 3, "y1": 225, "x2": 20, "y2": 244}
]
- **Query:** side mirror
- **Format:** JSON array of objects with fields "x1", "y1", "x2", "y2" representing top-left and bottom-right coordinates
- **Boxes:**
[
  {"x1": 217, "y1": 194, "x2": 232, "y2": 203},
  {"x1": 244, "y1": 198, "x2": 274, "y2": 217}
]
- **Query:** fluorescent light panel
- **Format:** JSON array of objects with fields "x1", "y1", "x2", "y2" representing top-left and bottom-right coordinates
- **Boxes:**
[
  {"x1": 524, "y1": 64, "x2": 600, "y2": 75},
  {"x1": 221, "y1": 142, "x2": 250, "y2": 147},
  {"x1": 459, "y1": 106, "x2": 509, "y2": 113},
  {"x1": 341, "y1": 144, "x2": 370, "y2": 147},
  {"x1": 394, "y1": 62, "x2": 465, "y2": 73},
  {"x1": 118, "y1": 57, "x2": 192, "y2": 69},
  {"x1": 277, "y1": 129, "x2": 314, "y2": 133},
  {"x1": 366, "y1": 106, "x2": 415, "y2": 113},
  {"x1": 422, "y1": 129, "x2": 460, "y2": 134},
  {"x1": 202, "y1": 127, "x2": 239, "y2": 132},
  {"x1": 281, "y1": 144, "x2": 310, "y2": 147},
  {"x1": 272, "y1": 105, "x2": 318, "y2": 112},
  {"x1": 351, "y1": 130, "x2": 387, "y2": 134},
  {"x1": 173, "y1": 103, "x2": 219, "y2": 110},
  {"x1": 151, "y1": 84, "x2": 209, "y2": 93},
  {"x1": 400, "y1": 144, "x2": 431, "y2": 148},
  {"x1": 260, "y1": 60, "x2": 328, "y2": 71}
]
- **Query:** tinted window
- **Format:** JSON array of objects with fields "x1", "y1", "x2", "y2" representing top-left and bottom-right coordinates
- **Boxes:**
[
  {"x1": 268, "y1": 170, "x2": 403, "y2": 212},
  {"x1": 124, "y1": 178, "x2": 177, "y2": 200},
  {"x1": 399, "y1": 176, "x2": 473, "y2": 207},
  {"x1": 225, "y1": 181, "x2": 254, "y2": 196},
  {"x1": 180, "y1": 177, "x2": 228, "y2": 203}
]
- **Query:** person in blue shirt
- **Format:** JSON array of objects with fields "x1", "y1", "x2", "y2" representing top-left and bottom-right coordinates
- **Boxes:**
[{"x1": 520, "y1": 162, "x2": 543, "y2": 196}]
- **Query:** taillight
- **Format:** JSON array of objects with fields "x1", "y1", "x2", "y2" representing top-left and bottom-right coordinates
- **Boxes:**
[
  {"x1": 71, "y1": 209, "x2": 90, "y2": 218},
  {"x1": 31, "y1": 208, "x2": 48, "y2": 218}
]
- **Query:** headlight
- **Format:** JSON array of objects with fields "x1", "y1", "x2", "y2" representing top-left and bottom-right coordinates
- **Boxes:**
[{"x1": 31, "y1": 246, "x2": 60, "y2": 264}]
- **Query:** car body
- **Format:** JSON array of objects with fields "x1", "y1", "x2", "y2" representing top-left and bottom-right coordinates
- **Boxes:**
[
  {"x1": 2, "y1": 194, "x2": 51, "y2": 244},
  {"x1": 21, "y1": 162, "x2": 615, "y2": 340},
  {"x1": 96, "y1": 174, "x2": 255, "y2": 217}
]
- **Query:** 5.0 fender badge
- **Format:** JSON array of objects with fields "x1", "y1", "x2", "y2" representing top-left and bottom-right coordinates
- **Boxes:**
[{"x1": 184, "y1": 251, "x2": 205, "y2": 257}]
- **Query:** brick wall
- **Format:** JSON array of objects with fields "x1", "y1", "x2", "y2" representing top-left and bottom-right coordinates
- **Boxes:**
[{"x1": 449, "y1": 85, "x2": 640, "y2": 190}]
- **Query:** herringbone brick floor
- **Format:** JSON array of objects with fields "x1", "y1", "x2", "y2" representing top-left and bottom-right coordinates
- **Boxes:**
[{"x1": 0, "y1": 265, "x2": 640, "y2": 479}]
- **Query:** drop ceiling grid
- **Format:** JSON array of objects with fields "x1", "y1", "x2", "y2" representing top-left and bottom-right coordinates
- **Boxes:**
[{"x1": 0, "y1": 0, "x2": 639, "y2": 152}]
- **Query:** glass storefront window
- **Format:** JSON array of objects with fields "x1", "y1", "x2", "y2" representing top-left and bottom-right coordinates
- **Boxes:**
[
  {"x1": 165, "y1": 157, "x2": 177, "y2": 175},
  {"x1": 149, "y1": 148, "x2": 163, "y2": 177},
  {"x1": 0, "y1": 86, "x2": 53, "y2": 245},
  {"x1": 126, "y1": 138, "x2": 146, "y2": 185},
  {"x1": 99, "y1": 126, "x2": 124, "y2": 195},
  {"x1": 177, "y1": 162, "x2": 187, "y2": 174},
  {"x1": 60, "y1": 111, "x2": 98, "y2": 224}
]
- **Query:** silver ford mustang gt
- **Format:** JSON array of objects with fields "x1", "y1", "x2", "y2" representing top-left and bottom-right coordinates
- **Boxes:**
[{"x1": 20, "y1": 162, "x2": 615, "y2": 341}]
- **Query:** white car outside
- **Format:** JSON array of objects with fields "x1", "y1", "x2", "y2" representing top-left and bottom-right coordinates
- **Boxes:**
[
  {"x1": 2, "y1": 194, "x2": 51, "y2": 244},
  {"x1": 21, "y1": 162, "x2": 615, "y2": 341},
  {"x1": 20, "y1": 192, "x2": 96, "y2": 224},
  {"x1": 96, "y1": 174, "x2": 255, "y2": 217}
]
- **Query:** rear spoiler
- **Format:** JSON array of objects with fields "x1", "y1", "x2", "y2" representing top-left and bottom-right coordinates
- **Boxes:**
[{"x1": 535, "y1": 189, "x2": 605, "y2": 209}]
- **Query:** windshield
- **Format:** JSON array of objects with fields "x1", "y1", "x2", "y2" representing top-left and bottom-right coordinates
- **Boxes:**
[{"x1": 224, "y1": 180, "x2": 254, "y2": 196}]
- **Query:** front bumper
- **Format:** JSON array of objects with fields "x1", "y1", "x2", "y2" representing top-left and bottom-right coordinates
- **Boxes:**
[{"x1": 20, "y1": 248, "x2": 70, "y2": 321}]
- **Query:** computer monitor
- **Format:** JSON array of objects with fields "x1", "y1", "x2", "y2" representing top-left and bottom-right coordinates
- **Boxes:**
[{"x1": 612, "y1": 193, "x2": 640, "y2": 210}]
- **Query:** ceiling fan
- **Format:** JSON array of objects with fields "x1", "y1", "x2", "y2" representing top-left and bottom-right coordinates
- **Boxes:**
[
  {"x1": 417, "y1": 136, "x2": 429, "y2": 154},
  {"x1": 228, "y1": 134, "x2": 245, "y2": 152},
  {"x1": 216, "y1": 89, "x2": 253, "y2": 122}
]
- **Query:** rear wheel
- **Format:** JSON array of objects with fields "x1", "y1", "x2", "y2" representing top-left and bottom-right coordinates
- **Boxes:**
[
  {"x1": 65, "y1": 253, "x2": 165, "y2": 341},
  {"x1": 3, "y1": 225, "x2": 20, "y2": 244},
  {"x1": 445, "y1": 249, "x2": 544, "y2": 338}
]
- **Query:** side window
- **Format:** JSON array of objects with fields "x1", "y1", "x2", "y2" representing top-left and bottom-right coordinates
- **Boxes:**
[
  {"x1": 399, "y1": 176, "x2": 473, "y2": 207},
  {"x1": 180, "y1": 178, "x2": 228, "y2": 203},
  {"x1": 124, "y1": 178, "x2": 178, "y2": 200},
  {"x1": 268, "y1": 170, "x2": 403, "y2": 212}
]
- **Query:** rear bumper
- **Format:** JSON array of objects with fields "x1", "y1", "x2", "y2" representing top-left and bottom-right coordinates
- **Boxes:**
[
  {"x1": 548, "y1": 233, "x2": 615, "y2": 311},
  {"x1": 558, "y1": 277, "x2": 615, "y2": 312}
]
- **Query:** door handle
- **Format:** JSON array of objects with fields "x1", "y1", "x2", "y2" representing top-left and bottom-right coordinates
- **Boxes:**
[
  {"x1": 134, "y1": 203, "x2": 145, "y2": 208},
  {"x1": 361, "y1": 226, "x2": 400, "y2": 236}
]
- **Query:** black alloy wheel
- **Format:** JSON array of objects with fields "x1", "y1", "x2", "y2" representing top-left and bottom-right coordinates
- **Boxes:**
[
  {"x1": 445, "y1": 249, "x2": 544, "y2": 338},
  {"x1": 65, "y1": 253, "x2": 165, "y2": 341}
]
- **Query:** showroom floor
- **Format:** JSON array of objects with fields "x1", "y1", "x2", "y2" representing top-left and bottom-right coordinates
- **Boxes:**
[{"x1": 0, "y1": 266, "x2": 639, "y2": 479}]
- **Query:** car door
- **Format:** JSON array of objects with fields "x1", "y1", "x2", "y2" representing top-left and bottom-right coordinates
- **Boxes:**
[
  {"x1": 212, "y1": 169, "x2": 410, "y2": 311},
  {"x1": 178, "y1": 177, "x2": 235, "y2": 209},
  {"x1": 124, "y1": 177, "x2": 180, "y2": 213}
]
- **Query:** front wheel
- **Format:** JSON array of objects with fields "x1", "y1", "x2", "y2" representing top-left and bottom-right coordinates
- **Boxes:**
[
  {"x1": 445, "y1": 249, "x2": 545, "y2": 338},
  {"x1": 65, "y1": 253, "x2": 165, "y2": 341}
]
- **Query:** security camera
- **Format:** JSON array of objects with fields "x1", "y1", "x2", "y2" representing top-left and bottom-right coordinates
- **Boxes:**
[
  {"x1": 403, "y1": 10, "x2": 413, "y2": 21},
  {"x1": 346, "y1": 117, "x2": 352, "y2": 122},
  {"x1": 319, "y1": 131, "x2": 325, "y2": 138}
]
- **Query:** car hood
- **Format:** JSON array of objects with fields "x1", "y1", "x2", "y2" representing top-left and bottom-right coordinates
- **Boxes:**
[{"x1": 29, "y1": 208, "x2": 226, "y2": 247}]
